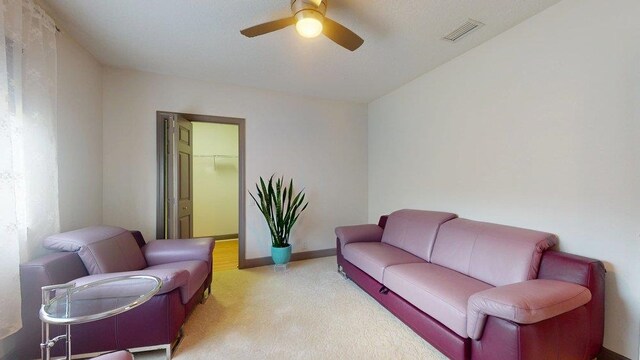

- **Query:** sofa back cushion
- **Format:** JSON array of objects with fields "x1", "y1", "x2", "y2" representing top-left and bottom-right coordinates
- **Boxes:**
[
  {"x1": 381, "y1": 209, "x2": 457, "y2": 261},
  {"x1": 431, "y1": 218, "x2": 557, "y2": 287},
  {"x1": 44, "y1": 226, "x2": 147, "y2": 275}
]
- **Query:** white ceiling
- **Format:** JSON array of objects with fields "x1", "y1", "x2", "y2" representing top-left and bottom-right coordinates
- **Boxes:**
[{"x1": 44, "y1": 0, "x2": 561, "y2": 103}]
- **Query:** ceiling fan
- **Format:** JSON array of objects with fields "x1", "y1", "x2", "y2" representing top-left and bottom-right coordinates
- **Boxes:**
[{"x1": 240, "y1": 0, "x2": 364, "y2": 51}]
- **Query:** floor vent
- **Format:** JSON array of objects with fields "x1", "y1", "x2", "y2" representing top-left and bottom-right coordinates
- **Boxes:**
[{"x1": 443, "y1": 19, "x2": 484, "y2": 42}]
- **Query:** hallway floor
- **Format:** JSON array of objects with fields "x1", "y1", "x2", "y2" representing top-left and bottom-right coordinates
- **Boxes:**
[{"x1": 213, "y1": 239, "x2": 238, "y2": 272}]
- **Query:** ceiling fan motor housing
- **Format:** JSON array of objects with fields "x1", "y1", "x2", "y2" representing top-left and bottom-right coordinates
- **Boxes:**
[
  {"x1": 291, "y1": 0, "x2": 327, "y2": 22},
  {"x1": 240, "y1": 0, "x2": 362, "y2": 51}
]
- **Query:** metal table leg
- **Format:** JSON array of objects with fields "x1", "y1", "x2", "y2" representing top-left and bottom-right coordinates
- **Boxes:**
[{"x1": 40, "y1": 283, "x2": 74, "y2": 360}]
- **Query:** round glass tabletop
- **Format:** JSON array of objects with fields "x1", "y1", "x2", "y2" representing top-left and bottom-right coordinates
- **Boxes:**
[{"x1": 39, "y1": 275, "x2": 162, "y2": 325}]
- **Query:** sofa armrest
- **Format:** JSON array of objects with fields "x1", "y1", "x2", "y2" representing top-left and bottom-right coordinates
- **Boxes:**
[
  {"x1": 467, "y1": 279, "x2": 591, "y2": 340},
  {"x1": 142, "y1": 238, "x2": 214, "y2": 267},
  {"x1": 335, "y1": 224, "x2": 383, "y2": 250}
]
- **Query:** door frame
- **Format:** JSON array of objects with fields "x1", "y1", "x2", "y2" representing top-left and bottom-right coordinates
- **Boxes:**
[{"x1": 156, "y1": 111, "x2": 247, "y2": 269}]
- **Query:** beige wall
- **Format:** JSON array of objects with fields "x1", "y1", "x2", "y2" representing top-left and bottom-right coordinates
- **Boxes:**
[
  {"x1": 56, "y1": 31, "x2": 104, "y2": 231},
  {"x1": 368, "y1": 0, "x2": 640, "y2": 357},
  {"x1": 102, "y1": 68, "x2": 368, "y2": 259},
  {"x1": 192, "y1": 122, "x2": 239, "y2": 237}
]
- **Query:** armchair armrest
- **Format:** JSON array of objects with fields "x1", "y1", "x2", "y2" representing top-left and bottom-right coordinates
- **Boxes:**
[
  {"x1": 335, "y1": 224, "x2": 383, "y2": 250},
  {"x1": 142, "y1": 238, "x2": 215, "y2": 267},
  {"x1": 467, "y1": 279, "x2": 591, "y2": 340}
]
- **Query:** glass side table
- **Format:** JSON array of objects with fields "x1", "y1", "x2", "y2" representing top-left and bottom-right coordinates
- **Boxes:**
[{"x1": 39, "y1": 275, "x2": 162, "y2": 360}]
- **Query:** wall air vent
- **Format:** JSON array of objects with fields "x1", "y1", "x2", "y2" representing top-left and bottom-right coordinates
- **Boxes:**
[{"x1": 443, "y1": 19, "x2": 484, "y2": 42}]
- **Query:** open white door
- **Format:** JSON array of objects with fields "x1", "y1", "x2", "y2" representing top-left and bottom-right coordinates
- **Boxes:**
[{"x1": 166, "y1": 114, "x2": 194, "y2": 239}]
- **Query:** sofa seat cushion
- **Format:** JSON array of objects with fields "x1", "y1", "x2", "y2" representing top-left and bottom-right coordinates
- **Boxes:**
[
  {"x1": 342, "y1": 242, "x2": 426, "y2": 283},
  {"x1": 383, "y1": 263, "x2": 493, "y2": 338},
  {"x1": 44, "y1": 226, "x2": 147, "y2": 275},
  {"x1": 145, "y1": 260, "x2": 209, "y2": 303}
]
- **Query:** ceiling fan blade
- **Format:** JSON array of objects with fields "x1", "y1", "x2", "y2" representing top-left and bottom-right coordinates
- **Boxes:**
[
  {"x1": 240, "y1": 17, "x2": 296, "y2": 38},
  {"x1": 322, "y1": 17, "x2": 364, "y2": 51}
]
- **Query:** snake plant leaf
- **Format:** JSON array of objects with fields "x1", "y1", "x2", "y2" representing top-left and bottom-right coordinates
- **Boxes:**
[{"x1": 287, "y1": 195, "x2": 308, "y2": 233}]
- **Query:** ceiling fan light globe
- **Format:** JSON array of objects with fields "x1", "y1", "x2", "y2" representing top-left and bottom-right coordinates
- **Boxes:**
[{"x1": 296, "y1": 17, "x2": 323, "y2": 38}]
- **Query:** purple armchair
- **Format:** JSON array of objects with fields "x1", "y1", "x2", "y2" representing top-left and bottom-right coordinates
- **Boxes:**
[{"x1": 16, "y1": 226, "x2": 214, "y2": 359}]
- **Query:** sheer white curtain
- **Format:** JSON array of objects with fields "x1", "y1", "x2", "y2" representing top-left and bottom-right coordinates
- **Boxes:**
[{"x1": 0, "y1": 0, "x2": 58, "y2": 339}]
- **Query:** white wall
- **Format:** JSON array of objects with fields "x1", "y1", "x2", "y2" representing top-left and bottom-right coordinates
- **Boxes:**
[
  {"x1": 102, "y1": 68, "x2": 368, "y2": 259},
  {"x1": 56, "y1": 31, "x2": 103, "y2": 231},
  {"x1": 368, "y1": 0, "x2": 639, "y2": 357},
  {"x1": 193, "y1": 122, "x2": 239, "y2": 237}
]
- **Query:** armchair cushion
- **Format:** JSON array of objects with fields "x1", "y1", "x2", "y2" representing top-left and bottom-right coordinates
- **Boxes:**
[
  {"x1": 335, "y1": 224, "x2": 383, "y2": 251},
  {"x1": 92, "y1": 351, "x2": 133, "y2": 360},
  {"x1": 142, "y1": 238, "x2": 214, "y2": 268},
  {"x1": 44, "y1": 226, "x2": 147, "y2": 275},
  {"x1": 68, "y1": 268, "x2": 190, "y2": 299},
  {"x1": 65, "y1": 262, "x2": 207, "y2": 304},
  {"x1": 467, "y1": 279, "x2": 592, "y2": 340},
  {"x1": 146, "y1": 260, "x2": 209, "y2": 303}
]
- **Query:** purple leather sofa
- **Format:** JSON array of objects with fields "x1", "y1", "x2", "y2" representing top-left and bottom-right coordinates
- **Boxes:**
[
  {"x1": 16, "y1": 226, "x2": 214, "y2": 359},
  {"x1": 336, "y1": 210, "x2": 605, "y2": 360}
]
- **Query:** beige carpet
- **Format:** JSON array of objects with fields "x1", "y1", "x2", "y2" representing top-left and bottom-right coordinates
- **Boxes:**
[{"x1": 135, "y1": 256, "x2": 447, "y2": 359}]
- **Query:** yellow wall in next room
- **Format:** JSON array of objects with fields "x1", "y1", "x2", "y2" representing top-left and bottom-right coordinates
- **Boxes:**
[{"x1": 192, "y1": 122, "x2": 239, "y2": 237}]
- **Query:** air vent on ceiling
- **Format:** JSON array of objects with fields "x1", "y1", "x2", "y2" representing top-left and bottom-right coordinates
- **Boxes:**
[{"x1": 443, "y1": 19, "x2": 484, "y2": 42}]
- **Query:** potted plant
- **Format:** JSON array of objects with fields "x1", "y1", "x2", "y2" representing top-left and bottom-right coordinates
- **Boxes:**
[{"x1": 249, "y1": 175, "x2": 309, "y2": 265}]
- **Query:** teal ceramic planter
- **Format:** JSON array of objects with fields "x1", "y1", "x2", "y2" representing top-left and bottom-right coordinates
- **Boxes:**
[{"x1": 271, "y1": 244, "x2": 292, "y2": 265}]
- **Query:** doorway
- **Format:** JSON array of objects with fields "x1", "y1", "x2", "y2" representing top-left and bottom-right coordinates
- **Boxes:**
[{"x1": 157, "y1": 112, "x2": 246, "y2": 270}]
